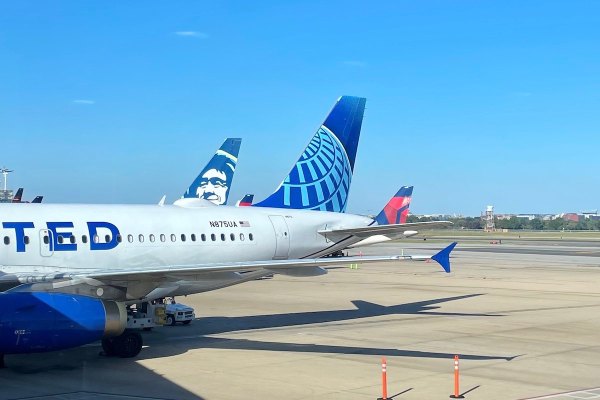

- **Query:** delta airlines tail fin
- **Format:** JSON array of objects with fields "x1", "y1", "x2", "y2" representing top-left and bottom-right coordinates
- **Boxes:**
[
  {"x1": 236, "y1": 194, "x2": 254, "y2": 207},
  {"x1": 183, "y1": 138, "x2": 242, "y2": 205},
  {"x1": 254, "y1": 96, "x2": 366, "y2": 212},
  {"x1": 12, "y1": 188, "x2": 23, "y2": 203},
  {"x1": 31, "y1": 196, "x2": 43, "y2": 203},
  {"x1": 374, "y1": 186, "x2": 413, "y2": 225}
]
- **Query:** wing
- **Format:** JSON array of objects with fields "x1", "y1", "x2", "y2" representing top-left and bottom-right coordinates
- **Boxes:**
[
  {"x1": 3, "y1": 244, "x2": 456, "y2": 301},
  {"x1": 85, "y1": 255, "x2": 419, "y2": 281},
  {"x1": 319, "y1": 221, "x2": 452, "y2": 241}
]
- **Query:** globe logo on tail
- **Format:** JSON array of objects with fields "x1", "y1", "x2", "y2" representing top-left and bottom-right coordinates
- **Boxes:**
[{"x1": 280, "y1": 126, "x2": 352, "y2": 212}]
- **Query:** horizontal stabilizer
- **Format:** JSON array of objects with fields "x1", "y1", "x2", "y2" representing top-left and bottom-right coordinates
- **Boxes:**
[
  {"x1": 319, "y1": 221, "x2": 452, "y2": 242},
  {"x1": 351, "y1": 300, "x2": 386, "y2": 311}
]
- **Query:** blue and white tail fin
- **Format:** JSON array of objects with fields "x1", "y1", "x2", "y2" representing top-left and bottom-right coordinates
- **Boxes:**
[
  {"x1": 183, "y1": 138, "x2": 241, "y2": 205},
  {"x1": 254, "y1": 96, "x2": 366, "y2": 212}
]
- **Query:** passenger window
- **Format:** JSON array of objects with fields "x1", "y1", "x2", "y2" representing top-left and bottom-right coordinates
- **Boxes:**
[
  {"x1": 181, "y1": 234, "x2": 186, "y2": 242},
  {"x1": 230, "y1": 233, "x2": 235, "y2": 241},
  {"x1": 105, "y1": 235, "x2": 111, "y2": 243},
  {"x1": 171, "y1": 234, "x2": 176, "y2": 242},
  {"x1": 3, "y1": 236, "x2": 9, "y2": 245},
  {"x1": 201, "y1": 234, "x2": 206, "y2": 242},
  {"x1": 211, "y1": 233, "x2": 216, "y2": 241},
  {"x1": 240, "y1": 233, "x2": 245, "y2": 241},
  {"x1": 43, "y1": 235, "x2": 49, "y2": 244},
  {"x1": 139, "y1": 234, "x2": 144, "y2": 243},
  {"x1": 117, "y1": 234, "x2": 122, "y2": 243},
  {"x1": 149, "y1": 234, "x2": 155, "y2": 243},
  {"x1": 191, "y1": 234, "x2": 196, "y2": 242},
  {"x1": 249, "y1": 233, "x2": 254, "y2": 241},
  {"x1": 93, "y1": 235, "x2": 99, "y2": 244},
  {"x1": 70, "y1": 235, "x2": 76, "y2": 244},
  {"x1": 221, "y1": 233, "x2": 226, "y2": 241},
  {"x1": 24, "y1": 236, "x2": 30, "y2": 245},
  {"x1": 82, "y1": 235, "x2": 88, "y2": 244},
  {"x1": 128, "y1": 234, "x2": 134, "y2": 243},
  {"x1": 160, "y1": 234, "x2": 166, "y2": 242},
  {"x1": 57, "y1": 236, "x2": 64, "y2": 244}
]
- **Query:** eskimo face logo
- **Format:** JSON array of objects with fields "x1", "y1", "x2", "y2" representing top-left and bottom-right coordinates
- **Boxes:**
[
  {"x1": 281, "y1": 125, "x2": 352, "y2": 212},
  {"x1": 194, "y1": 150, "x2": 237, "y2": 205}
]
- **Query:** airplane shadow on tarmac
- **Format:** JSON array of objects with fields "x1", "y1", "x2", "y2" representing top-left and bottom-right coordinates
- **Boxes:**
[
  {"x1": 1, "y1": 294, "x2": 515, "y2": 400},
  {"x1": 137, "y1": 293, "x2": 516, "y2": 362}
]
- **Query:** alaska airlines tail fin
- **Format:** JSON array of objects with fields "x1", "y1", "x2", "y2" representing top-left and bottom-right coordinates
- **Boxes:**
[
  {"x1": 31, "y1": 196, "x2": 43, "y2": 203},
  {"x1": 12, "y1": 188, "x2": 23, "y2": 203},
  {"x1": 236, "y1": 194, "x2": 254, "y2": 207},
  {"x1": 374, "y1": 186, "x2": 413, "y2": 225},
  {"x1": 254, "y1": 96, "x2": 366, "y2": 212},
  {"x1": 183, "y1": 138, "x2": 242, "y2": 205}
]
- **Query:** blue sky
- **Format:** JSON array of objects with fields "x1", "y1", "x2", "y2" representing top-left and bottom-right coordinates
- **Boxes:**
[{"x1": 1, "y1": 1, "x2": 599, "y2": 215}]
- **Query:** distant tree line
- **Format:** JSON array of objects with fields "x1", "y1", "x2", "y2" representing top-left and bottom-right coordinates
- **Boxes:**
[{"x1": 406, "y1": 215, "x2": 600, "y2": 231}]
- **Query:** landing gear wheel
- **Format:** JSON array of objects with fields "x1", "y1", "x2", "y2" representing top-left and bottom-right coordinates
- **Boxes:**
[
  {"x1": 113, "y1": 330, "x2": 143, "y2": 358},
  {"x1": 166, "y1": 315, "x2": 176, "y2": 326},
  {"x1": 101, "y1": 338, "x2": 117, "y2": 356},
  {"x1": 0, "y1": 353, "x2": 5, "y2": 369},
  {"x1": 182, "y1": 320, "x2": 191, "y2": 325}
]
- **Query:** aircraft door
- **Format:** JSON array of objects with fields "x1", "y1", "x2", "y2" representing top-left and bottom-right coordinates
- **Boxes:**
[
  {"x1": 268, "y1": 215, "x2": 290, "y2": 259},
  {"x1": 39, "y1": 229, "x2": 54, "y2": 257}
]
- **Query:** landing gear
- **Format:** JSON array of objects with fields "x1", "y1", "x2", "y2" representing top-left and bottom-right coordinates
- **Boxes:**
[
  {"x1": 0, "y1": 353, "x2": 4, "y2": 369},
  {"x1": 101, "y1": 330, "x2": 143, "y2": 358}
]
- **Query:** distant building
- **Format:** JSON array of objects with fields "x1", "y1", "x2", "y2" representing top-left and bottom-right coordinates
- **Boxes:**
[
  {"x1": 581, "y1": 211, "x2": 598, "y2": 219},
  {"x1": 0, "y1": 189, "x2": 13, "y2": 203},
  {"x1": 563, "y1": 213, "x2": 579, "y2": 222}
]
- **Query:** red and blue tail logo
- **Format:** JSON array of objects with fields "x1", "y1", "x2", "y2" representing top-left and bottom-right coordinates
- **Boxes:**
[
  {"x1": 237, "y1": 194, "x2": 254, "y2": 207},
  {"x1": 374, "y1": 186, "x2": 413, "y2": 225}
]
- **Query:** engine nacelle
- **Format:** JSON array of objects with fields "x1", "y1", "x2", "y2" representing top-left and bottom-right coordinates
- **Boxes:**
[{"x1": 0, "y1": 292, "x2": 126, "y2": 354}]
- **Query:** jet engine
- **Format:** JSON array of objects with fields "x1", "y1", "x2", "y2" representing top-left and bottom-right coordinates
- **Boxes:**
[{"x1": 0, "y1": 292, "x2": 127, "y2": 354}]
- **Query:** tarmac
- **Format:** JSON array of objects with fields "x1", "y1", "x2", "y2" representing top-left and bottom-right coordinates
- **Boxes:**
[{"x1": 1, "y1": 239, "x2": 600, "y2": 400}]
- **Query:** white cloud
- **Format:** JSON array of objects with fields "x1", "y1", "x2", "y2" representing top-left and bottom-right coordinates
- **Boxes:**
[
  {"x1": 343, "y1": 60, "x2": 367, "y2": 68},
  {"x1": 73, "y1": 99, "x2": 95, "y2": 105},
  {"x1": 174, "y1": 31, "x2": 209, "y2": 39}
]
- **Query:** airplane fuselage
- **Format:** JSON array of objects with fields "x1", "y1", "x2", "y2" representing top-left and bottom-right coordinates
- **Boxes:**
[{"x1": 0, "y1": 202, "x2": 372, "y2": 298}]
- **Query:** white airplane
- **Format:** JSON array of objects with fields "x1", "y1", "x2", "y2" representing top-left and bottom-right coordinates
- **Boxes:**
[{"x1": 0, "y1": 96, "x2": 453, "y2": 365}]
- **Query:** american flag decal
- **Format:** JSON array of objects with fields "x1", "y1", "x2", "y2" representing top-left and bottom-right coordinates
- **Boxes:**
[{"x1": 239, "y1": 221, "x2": 251, "y2": 227}]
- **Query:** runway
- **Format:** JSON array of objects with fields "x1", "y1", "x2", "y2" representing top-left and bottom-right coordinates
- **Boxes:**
[{"x1": 1, "y1": 239, "x2": 600, "y2": 399}]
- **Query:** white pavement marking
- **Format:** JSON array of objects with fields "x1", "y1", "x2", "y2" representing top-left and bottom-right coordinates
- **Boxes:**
[{"x1": 522, "y1": 387, "x2": 600, "y2": 399}]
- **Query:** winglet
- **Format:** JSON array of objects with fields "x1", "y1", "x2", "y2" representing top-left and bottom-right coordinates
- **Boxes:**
[{"x1": 430, "y1": 242, "x2": 457, "y2": 273}]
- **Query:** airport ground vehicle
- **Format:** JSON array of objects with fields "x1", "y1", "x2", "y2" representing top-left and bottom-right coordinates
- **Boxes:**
[{"x1": 164, "y1": 298, "x2": 195, "y2": 325}]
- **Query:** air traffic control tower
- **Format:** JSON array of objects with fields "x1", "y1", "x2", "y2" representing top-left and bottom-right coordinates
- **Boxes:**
[{"x1": 0, "y1": 167, "x2": 14, "y2": 202}]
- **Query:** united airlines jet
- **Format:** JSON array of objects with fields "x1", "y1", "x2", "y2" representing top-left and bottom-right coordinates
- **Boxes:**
[{"x1": 0, "y1": 96, "x2": 453, "y2": 365}]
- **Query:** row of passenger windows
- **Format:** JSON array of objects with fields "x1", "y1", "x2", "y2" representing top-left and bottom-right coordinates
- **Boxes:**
[{"x1": 3, "y1": 232, "x2": 255, "y2": 246}]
